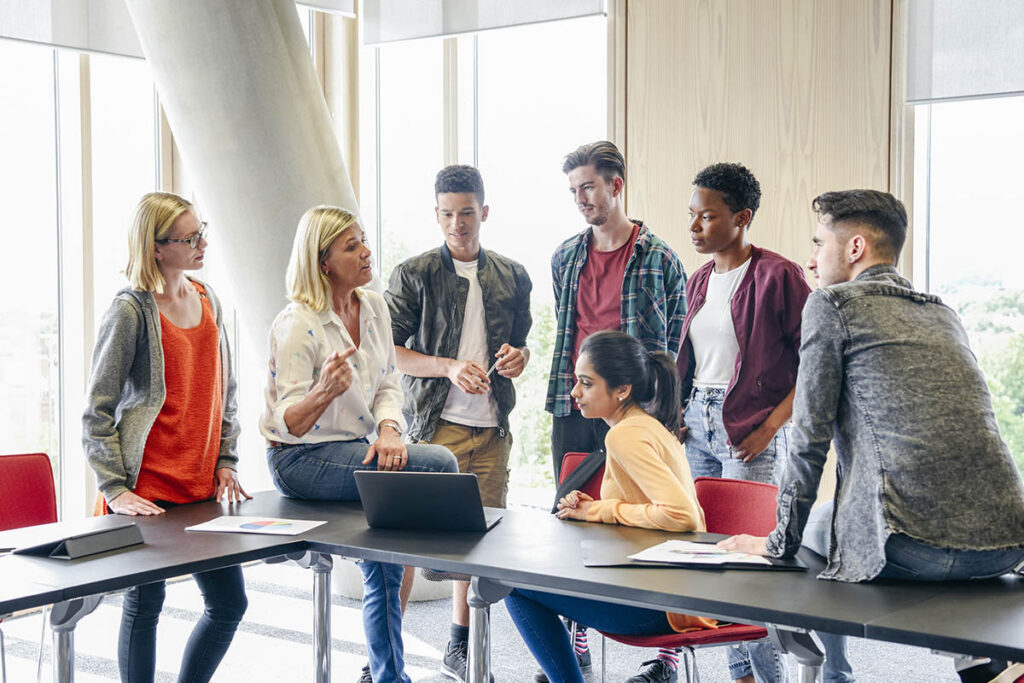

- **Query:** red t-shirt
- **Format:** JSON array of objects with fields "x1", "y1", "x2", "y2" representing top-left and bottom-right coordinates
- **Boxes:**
[{"x1": 572, "y1": 224, "x2": 640, "y2": 367}]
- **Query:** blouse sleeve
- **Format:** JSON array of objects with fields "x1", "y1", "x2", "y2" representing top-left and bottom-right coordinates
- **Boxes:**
[
  {"x1": 585, "y1": 424, "x2": 703, "y2": 531},
  {"x1": 264, "y1": 307, "x2": 323, "y2": 438}
]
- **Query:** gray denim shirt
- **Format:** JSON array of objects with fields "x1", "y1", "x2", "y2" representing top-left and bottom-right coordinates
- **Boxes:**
[
  {"x1": 82, "y1": 279, "x2": 240, "y2": 502},
  {"x1": 767, "y1": 265, "x2": 1024, "y2": 582}
]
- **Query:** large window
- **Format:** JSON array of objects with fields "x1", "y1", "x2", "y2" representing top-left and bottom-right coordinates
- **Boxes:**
[
  {"x1": 360, "y1": 39, "x2": 445, "y2": 279},
  {"x1": 0, "y1": 41, "x2": 60, "y2": 479},
  {"x1": 0, "y1": 38, "x2": 161, "y2": 515},
  {"x1": 90, "y1": 53, "x2": 160, "y2": 314},
  {"x1": 912, "y1": 95, "x2": 1024, "y2": 476},
  {"x1": 360, "y1": 16, "x2": 608, "y2": 504}
]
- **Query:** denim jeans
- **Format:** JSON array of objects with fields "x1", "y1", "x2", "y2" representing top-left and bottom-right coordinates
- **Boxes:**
[
  {"x1": 505, "y1": 589, "x2": 673, "y2": 683},
  {"x1": 268, "y1": 439, "x2": 457, "y2": 682},
  {"x1": 806, "y1": 501, "x2": 1024, "y2": 682},
  {"x1": 267, "y1": 439, "x2": 458, "y2": 500},
  {"x1": 684, "y1": 387, "x2": 789, "y2": 681},
  {"x1": 683, "y1": 387, "x2": 789, "y2": 486},
  {"x1": 119, "y1": 565, "x2": 247, "y2": 683}
]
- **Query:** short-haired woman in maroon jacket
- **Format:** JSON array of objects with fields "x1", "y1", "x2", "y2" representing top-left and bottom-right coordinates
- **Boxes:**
[{"x1": 678, "y1": 162, "x2": 811, "y2": 683}]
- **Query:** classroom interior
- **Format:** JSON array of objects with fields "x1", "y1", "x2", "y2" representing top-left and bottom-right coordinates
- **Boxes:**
[{"x1": 2, "y1": 0, "x2": 1023, "y2": 680}]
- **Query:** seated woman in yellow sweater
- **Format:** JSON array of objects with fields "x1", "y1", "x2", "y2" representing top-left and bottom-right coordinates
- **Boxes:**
[{"x1": 505, "y1": 330, "x2": 716, "y2": 683}]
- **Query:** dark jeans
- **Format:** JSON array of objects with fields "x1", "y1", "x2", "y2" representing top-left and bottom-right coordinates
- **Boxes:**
[
  {"x1": 505, "y1": 588, "x2": 672, "y2": 683},
  {"x1": 550, "y1": 410, "x2": 610, "y2": 481},
  {"x1": 805, "y1": 502, "x2": 1024, "y2": 683},
  {"x1": 119, "y1": 565, "x2": 247, "y2": 683}
]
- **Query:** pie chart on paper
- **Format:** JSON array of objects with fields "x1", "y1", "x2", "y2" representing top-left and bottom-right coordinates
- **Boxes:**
[
  {"x1": 240, "y1": 520, "x2": 293, "y2": 530},
  {"x1": 185, "y1": 515, "x2": 327, "y2": 535}
]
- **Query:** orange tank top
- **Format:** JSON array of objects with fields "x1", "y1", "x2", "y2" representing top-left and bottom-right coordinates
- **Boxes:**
[{"x1": 133, "y1": 282, "x2": 223, "y2": 504}]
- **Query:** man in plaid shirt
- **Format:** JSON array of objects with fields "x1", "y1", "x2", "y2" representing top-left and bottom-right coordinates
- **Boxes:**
[
  {"x1": 546, "y1": 140, "x2": 687, "y2": 478},
  {"x1": 541, "y1": 141, "x2": 687, "y2": 683}
]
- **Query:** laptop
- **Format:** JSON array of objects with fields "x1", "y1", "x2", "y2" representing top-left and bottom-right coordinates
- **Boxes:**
[{"x1": 353, "y1": 471, "x2": 503, "y2": 532}]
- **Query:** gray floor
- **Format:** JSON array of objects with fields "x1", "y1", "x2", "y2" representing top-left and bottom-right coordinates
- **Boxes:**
[{"x1": 1, "y1": 561, "x2": 959, "y2": 682}]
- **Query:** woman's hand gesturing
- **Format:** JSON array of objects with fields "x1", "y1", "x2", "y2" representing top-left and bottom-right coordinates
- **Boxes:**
[{"x1": 313, "y1": 347, "x2": 357, "y2": 400}]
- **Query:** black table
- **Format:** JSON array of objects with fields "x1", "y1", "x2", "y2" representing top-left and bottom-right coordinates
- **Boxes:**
[{"x1": 2, "y1": 491, "x2": 1022, "y2": 682}]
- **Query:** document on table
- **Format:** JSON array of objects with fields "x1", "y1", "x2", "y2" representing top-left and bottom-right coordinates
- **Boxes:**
[
  {"x1": 629, "y1": 540, "x2": 772, "y2": 566},
  {"x1": 185, "y1": 516, "x2": 327, "y2": 536}
]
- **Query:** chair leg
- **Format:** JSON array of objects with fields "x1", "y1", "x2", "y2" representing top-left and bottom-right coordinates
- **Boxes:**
[
  {"x1": 681, "y1": 646, "x2": 699, "y2": 683},
  {"x1": 600, "y1": 634, "x2": 606, "y2": 683},
  {"x1": 1, "y1": 625, "x2": 8, "y2": 683},
  {"x1": 36, "y1": 606, "x2": 47, "y2": 683}
]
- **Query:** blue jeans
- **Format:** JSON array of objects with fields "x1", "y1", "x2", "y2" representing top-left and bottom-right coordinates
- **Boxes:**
[
  {"x1": 683, "y1": 387, "x2": 789, "y2": 486},
  {"x1": 119, "y1": 565, "x2": 247, "y2": 683},
  {"x1": 268, "y1": 439, "x2": 457, "y2": 683},
  {"x1": 267, "y1": 439, "x2": 458, "y2": 500},
  {"x1": 806, "y1": 501, "x2": 1024, "y2": 682},
  {"x1": 505, "y1": 589, "x2": 674, "y2": 683},
  {"x1": 684, "y1": 387, "x2": 789, "y2": 682}
]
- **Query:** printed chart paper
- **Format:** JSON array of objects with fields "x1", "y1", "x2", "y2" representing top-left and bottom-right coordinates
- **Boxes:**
[
  {"x1": 629, "y1": 539, "x2": 772, "y2": 566},
  {"x1": 185, "y1": 516, "x2": 326, "y2": 536}
]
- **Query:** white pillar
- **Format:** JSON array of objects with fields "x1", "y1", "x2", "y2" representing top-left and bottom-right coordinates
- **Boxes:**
[{"x1": 124, "y1": 0, "x2": 357, "y2": 340}]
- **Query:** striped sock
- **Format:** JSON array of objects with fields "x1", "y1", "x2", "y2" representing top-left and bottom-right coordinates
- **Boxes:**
[
  {"x1": 573, "y1": 627, "x2": 589, "y2": 655},
  {"x1": 657, "y1": 648, "x2": 680, "y2": 670}
]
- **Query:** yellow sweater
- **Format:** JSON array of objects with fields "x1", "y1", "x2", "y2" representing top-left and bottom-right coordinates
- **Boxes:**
[
  {"x1": 586, "y1": 410, "x2": 706, "y2": 532},
  {"x1": 584, "y1": 409, "x2": 717, "y2": 632}
]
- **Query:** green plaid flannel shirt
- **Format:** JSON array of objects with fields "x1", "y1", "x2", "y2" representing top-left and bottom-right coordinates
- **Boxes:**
[{"x1": 545, "y1": 222, "x2": 687, "y2": 416}]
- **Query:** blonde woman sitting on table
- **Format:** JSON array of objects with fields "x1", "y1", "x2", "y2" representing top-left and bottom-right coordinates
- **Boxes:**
[
  {"x1": 505, "y1": 330, "x2": 719, "y2": 683},
  {"x1": 260, "y1": 205, "x2": 458, "y2": 683},
  {"x1": 83, "y1": 192, "x2": 250, "y2": 683}
]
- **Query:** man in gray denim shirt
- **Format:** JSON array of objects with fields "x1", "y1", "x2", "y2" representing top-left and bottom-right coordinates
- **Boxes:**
[{"x1": 722, "y1": 190, "x2": 1024, "y2": 682}]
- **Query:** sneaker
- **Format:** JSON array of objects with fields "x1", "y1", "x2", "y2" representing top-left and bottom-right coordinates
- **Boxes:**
[
  {"x1": 440, "y1": 640, "x2": 495, "y2": 683},
  {"x1": 421, "y1": 567, "x2": 472, "y2": 583},
  {"x1": 532, "y1": 649, "x2": 593, "y2": 682},
  {"x1": 356, "y1": 663, "x2": 372, "y2": 683},
  {"x1": 625, "y1": 658, "x2": 678, "y2": 683}
]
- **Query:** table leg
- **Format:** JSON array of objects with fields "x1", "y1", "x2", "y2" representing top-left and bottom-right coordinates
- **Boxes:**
[
  {"x1": 466, "y1": 577, "x2": 510, "y2": 683},
  {"x1": 48, "y1": 595, "x2": 103, "y2": 683},
  {"x1": 767, "y1": 625, "x2": 823, "y2": 682}
]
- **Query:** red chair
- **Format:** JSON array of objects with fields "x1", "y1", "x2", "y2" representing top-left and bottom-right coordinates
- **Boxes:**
[
  {"x1": 0, "y1": 453, "x2": 59, "y2": 683},
  {"x1": 599, "y1": 477, "x2": 780, "y2": 682},
  {"x1": 0, "y1": 453, "x2": 58, "y2": 532}
]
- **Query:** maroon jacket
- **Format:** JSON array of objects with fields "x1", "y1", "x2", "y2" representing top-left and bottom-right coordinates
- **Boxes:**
[{"x1": 676, "y1": 246, "x2": 811, "y2": 445}]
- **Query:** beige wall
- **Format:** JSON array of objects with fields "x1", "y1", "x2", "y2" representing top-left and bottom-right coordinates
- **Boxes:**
[
  {"x1": 624, "y1": 0, "x2": 893, "y2": 275},
  {"x1": 623, "y1": 0, "x2": 896, "y2": 500}
]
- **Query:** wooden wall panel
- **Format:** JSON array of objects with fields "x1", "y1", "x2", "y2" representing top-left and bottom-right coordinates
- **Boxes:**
[{"x1": 625, "y1": 0, "x2": 892, "y2": 275}]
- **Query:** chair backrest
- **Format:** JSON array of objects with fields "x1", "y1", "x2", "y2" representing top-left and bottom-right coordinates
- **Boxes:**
[
  {"x1": 559, "y1": 452, "x2": 605, "y2": 501},
  {"x1": 694, "y1": 476, "x2": 778, "y2": 536},
  {"x1": 0, "y1": 452, "x2": 58, "y2": 532}
]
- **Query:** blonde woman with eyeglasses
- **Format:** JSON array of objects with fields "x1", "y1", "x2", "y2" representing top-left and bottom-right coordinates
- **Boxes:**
[{"x1": 83, "y1": 191, "x2": 250, "y2": 683}]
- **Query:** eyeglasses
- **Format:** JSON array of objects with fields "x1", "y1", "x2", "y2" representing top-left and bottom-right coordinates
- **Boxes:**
[{"x1": 156, "y1": 222, "x2": 208, "y2": 249}]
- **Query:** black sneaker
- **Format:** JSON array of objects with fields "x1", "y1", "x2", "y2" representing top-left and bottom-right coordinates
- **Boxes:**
[
  {"x1": 356, "y1": 663, "x2": 372, "y2": 683},
  {"x1": 625, "y1": 659, "x2": 678, "y2": 683},
  {"x1": 532, "y1": 649, "x2": 593, "y2": 682},
  {"x1": 441, "y1": 640, "x2": 495, "y2": 683}
]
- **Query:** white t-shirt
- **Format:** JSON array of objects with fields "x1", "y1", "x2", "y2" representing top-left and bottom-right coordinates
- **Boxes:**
[
  {"x1": 688, "y1": 258, "x2": 752, "y2": 388},
  {"x1": 440, "y1": 259, "x2": 500, "y2": 427}
]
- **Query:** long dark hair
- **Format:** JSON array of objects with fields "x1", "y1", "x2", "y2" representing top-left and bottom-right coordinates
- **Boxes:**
[{"x1": 579, "y1": 330, "x2": 681, "y2": 432}]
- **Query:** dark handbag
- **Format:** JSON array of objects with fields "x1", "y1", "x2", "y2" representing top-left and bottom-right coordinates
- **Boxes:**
[{"x1": 550, "y1": 450, "x2": 606, "y2": 513}]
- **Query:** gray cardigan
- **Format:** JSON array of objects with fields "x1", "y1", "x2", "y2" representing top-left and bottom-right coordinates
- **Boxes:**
[{"x1": 82, "y1": 278, "x2": 240, "y2": 502}]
